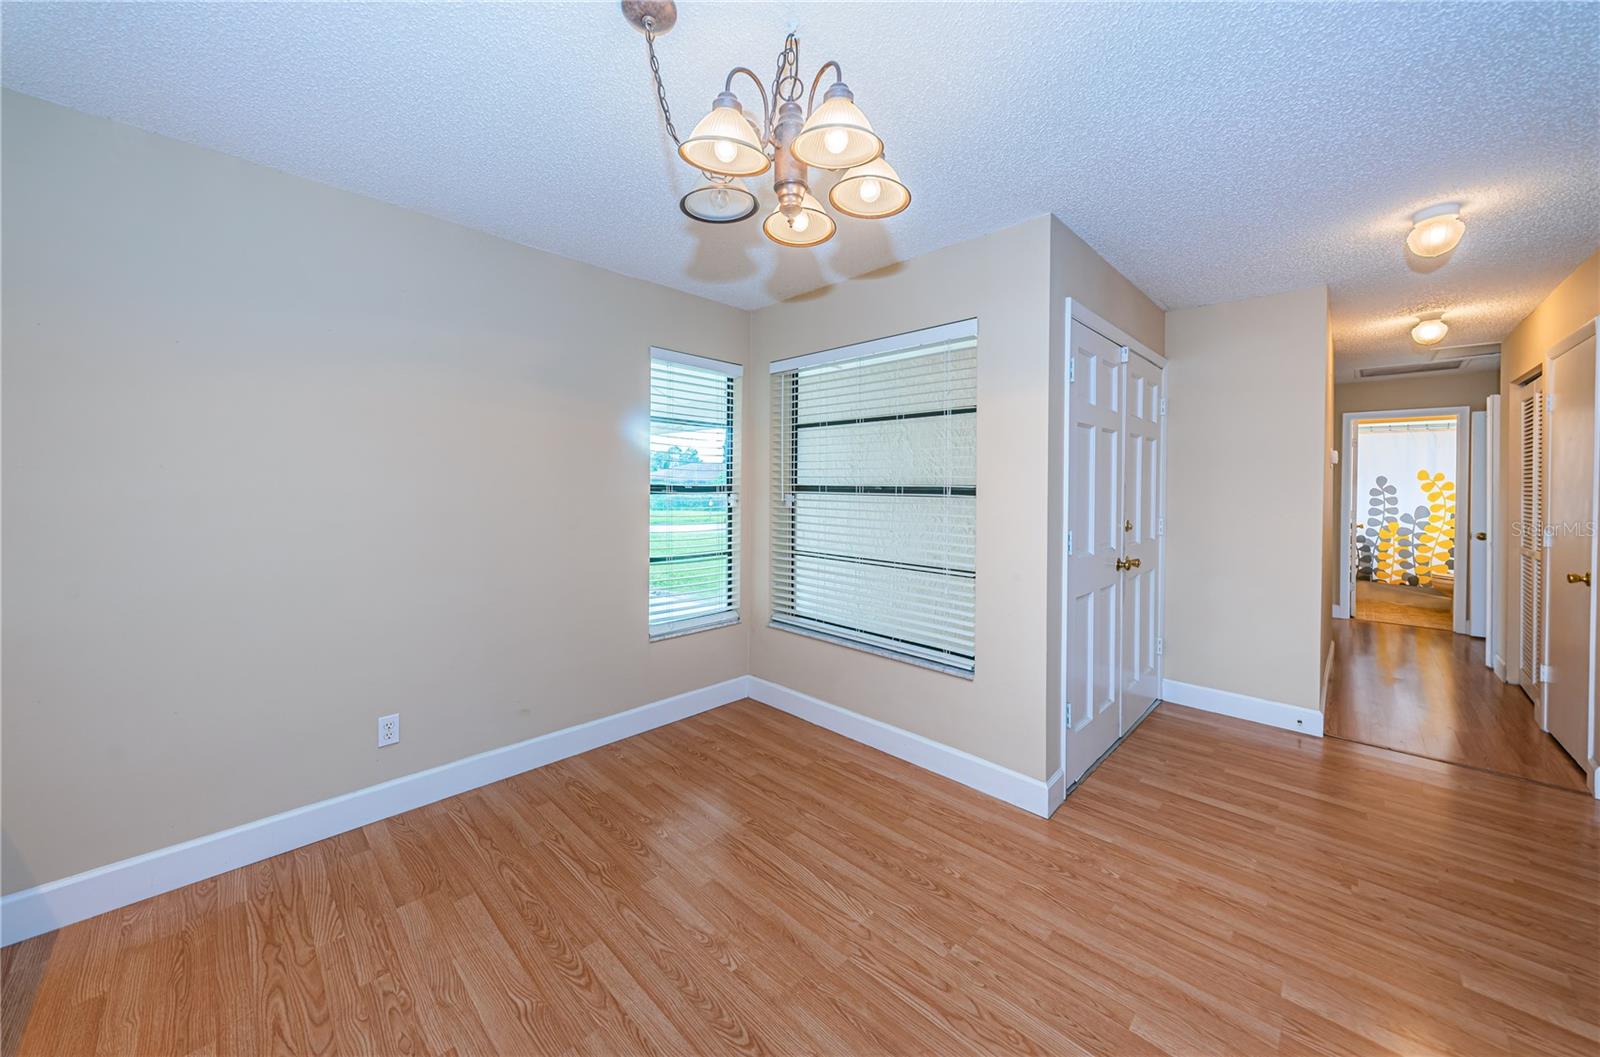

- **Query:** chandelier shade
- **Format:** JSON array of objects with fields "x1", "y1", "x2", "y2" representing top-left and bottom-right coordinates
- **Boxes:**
[
  {"x1": 763, "y1": 192, "x2": 836, "y2": 247},
  {"x1": 828, "y1": 157, "x2": 910, "y2": 219},
  {"x1": 791, "y1": 87, "x2": 883, "y2": 170},
  {"x1": 680, "y1": 176, "x2": 759, "y2": 223},
  {"x1": 678, "y1": 97, "x2": 770, "y2": 177}
]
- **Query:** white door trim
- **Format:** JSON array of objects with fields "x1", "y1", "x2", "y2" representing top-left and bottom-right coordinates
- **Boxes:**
[
  {"x1": 1339, "y1": 405, "x2": 1473, "y2": 632},
  {"x1": 1486, "y1": 393, "x2": 1502, "y2": 672},
  {"x1": 1070, "y1": 300, "x2": 1166, "y2": 368}
]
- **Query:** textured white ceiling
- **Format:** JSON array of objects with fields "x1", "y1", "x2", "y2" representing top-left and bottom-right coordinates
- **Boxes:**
[{"x1": 3, "y1": 2, "x2": 1597, "y2": 379}]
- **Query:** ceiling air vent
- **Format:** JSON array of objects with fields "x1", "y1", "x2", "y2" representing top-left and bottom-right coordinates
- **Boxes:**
[{"x1": 1357, "y1": 359, "x2": 1471, "y2": 379}]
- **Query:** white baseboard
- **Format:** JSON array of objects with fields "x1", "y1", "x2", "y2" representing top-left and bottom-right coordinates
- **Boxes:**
[
  {"x1": 745, "y1": 677, "x2": 1056, "y2": 817},
  {"x1": 1161, "y1": 679, "x2": 1324, "y2": 737},
  {"x1": 0, "y1": 676, "x2": 750, "y2": 946}
]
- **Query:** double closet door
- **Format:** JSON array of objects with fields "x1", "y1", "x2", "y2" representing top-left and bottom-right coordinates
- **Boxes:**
[{"x1": 1062, "y1": 308, "x2": 1166, "y2": 789}]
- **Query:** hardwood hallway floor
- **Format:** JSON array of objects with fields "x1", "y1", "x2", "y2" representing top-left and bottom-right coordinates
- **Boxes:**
[
  {"x1": 1327, "y1": 618, "x2": 1590, "y2": 791},
  {"x1": 5, "y1": 699, "x2": 1598, "y2": 1057}
]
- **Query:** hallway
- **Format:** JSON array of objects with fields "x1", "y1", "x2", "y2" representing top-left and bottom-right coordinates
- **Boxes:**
[{"x1": 1326, "y1": 619, "x2": 1589, "y2": 792}]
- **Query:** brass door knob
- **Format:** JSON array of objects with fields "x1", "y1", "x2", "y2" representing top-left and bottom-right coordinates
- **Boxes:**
[
  {"x1": 1475, "y1": 532, "x2": 1488, "y2": 541},
  {"x1": 1568, "y1": 572, "x2": 1592, "y2": 586},
  {"x1": 1116, "y1": 556, "x2": 1142, "y2": 571}
]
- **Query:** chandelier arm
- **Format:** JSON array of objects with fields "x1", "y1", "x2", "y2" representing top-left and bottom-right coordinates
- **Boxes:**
[
  {"x1": 723, "y1": 66, "x2": 772, "y2": 144},
  {"x1": 806, "y1": 60, "x2": 843, "y2": 115}
]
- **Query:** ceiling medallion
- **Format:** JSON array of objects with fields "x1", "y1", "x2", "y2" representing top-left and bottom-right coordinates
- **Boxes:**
[{"x1": 624, "y1": 1, "x2": 910, "y2": 247}]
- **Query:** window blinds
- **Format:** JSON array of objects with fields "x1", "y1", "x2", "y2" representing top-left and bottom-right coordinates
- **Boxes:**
[
  {"x1": 769, "y1": 321, "x2": 977, "y2": 672},
  {"x1": 649, "y1": 351, "x2": 740, "y2": 637}
]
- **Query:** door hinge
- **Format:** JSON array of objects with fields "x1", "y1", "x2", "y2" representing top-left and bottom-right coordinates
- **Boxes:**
[
  {"x1": 1159, "y1": 397, "x2": 1168, "y2": 417},
  {"x1": 1157, "y1": 515, "x2": 1165, "y2": 537},
  {"x1": 1155, "y1": 637, "x2": 1164, "y2": 657},
  {"x1": 1066, "y1": 530, "x2": 1074, "y2": 556},
  {"x1": 1068, "y1": 358, "x2": 1076, "y2": 384},
  {"x1": 1544, "y1": 527, "x2": 1555, "y2": 550},
  {"x1": 1118, "y1": 345, "x2": 1131, "y2": 363},
  {"x1": 1539, "y1": 663, "x2": 1552, "y2": 683}
]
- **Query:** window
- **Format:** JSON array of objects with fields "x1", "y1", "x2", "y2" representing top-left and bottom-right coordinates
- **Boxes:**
[
  {"x1": 649, "y1": 349, "x2": 740, "y2": 637},
  {"x1": 769, "y1": 320, "x2": 977, "y2": 673}
]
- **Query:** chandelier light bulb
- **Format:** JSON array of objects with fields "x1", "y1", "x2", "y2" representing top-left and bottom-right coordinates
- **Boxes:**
[
  {"x1": 859, "y1": 177, "x2": 882, "y2": 203},
  {"x1": 824, "y1": 128, "x2": 849, "y2": 155},
  {"x1": 1411, "y1": 313, "x2": 1449, "y2": 346},
  {"x1": 1406, "y1": 203, "x2": 1466, "y2": 258},
  {"x1": 713, "y1": 139, "x2": 738, "y2": 164},
  {"x1": 791, "y1": 212, "x2": 810, "y2": 233}
]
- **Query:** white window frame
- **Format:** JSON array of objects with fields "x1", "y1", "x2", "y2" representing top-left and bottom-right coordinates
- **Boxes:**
[
  {"x1": 768, "y1": 319, "x2": 978, "y2": 675},
  {"x1": 648, "y1": 347, "x2": 742, "y2": 640}
]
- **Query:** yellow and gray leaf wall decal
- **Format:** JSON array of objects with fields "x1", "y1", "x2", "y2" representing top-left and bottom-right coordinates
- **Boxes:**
[{"x1": 1355, "y1": 419, "x2": 1457, "y2": 587}]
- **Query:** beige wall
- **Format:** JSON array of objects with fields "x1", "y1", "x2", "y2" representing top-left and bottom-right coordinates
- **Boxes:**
[
  {"x1": 1496, "y1": 250, "x2": 1600, "y2": 671},
  {"x1": 1, "y1": 92, "x2": 752, "y2": 894},
  {"x1": 1164, "y1": 286, "x2": 1332, "y2": 711},
  {"x1": 746, "y1": 215, "x2": 1163, "y2": 782},
  {"x1": 1335, "y1": 369, "x2": 1502, "y2": 418}
]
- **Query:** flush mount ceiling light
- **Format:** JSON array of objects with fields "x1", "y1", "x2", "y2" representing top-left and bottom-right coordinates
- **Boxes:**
[
  {"x1": 625, "y1": 0, "x2": 907, "y2": 246},
  {"x1": 1411, "y1": 312, "x2": 1449, "y2": 346},
  {"x1": 1406, "y1": 203, "x2": 1466, "y2": 258}
]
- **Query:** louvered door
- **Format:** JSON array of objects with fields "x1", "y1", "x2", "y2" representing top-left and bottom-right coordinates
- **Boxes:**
[{"x1": 1517, "y1": 379, "x2": 1545, "y2": 700}]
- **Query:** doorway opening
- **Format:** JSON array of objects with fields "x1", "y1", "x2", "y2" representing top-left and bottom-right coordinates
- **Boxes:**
[{"x1": 1349, "y1": 412, "x2": 1463, "y2": 631}]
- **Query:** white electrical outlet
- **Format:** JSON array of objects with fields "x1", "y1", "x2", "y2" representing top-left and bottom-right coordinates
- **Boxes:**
[{"x1": 377, "y1": 713, "x2": 400, "y2": 747}]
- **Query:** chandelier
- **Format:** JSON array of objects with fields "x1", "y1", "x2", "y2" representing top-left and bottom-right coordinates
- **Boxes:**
[{"x1": 624, "y1": 1, "x2": 910, "y2": 247}]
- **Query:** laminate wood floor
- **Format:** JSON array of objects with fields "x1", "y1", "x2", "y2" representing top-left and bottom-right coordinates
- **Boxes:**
[
  {"x1": 1327, "y1": 618, "x2": 1590, "y2": 791},
  {"x1": 5, "y1": 700, "x2": 1598, "y2": 1057},
  {"x1": 1353, "y1": 582, "x2": 1454, "y2": 631}
]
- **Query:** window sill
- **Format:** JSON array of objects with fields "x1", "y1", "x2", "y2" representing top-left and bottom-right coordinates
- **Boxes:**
[
  {"x1": 649, "y1": 614, "x2": 740, "y2": 643},
  {"x1": 766, "y1": 620, "x2": 975, "y2": 680}
]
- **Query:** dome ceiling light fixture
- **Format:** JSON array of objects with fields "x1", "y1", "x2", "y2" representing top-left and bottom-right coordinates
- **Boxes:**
[
  {"x1": 1406, "y1": 202, "x2": 1466, "y2": 258},
  {"x1": 624, "y1": 1, "x2": 904, "y2": 245},
  {"x1": 1411, "y1": 312, "x2": 1450, "y2": 346}
]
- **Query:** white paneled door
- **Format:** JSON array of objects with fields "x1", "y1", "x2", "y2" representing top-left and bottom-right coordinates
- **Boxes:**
[
  {"x1": 1063, "y1": 307, "x2": 1166, "y2": 790},
  {"x1": 1545, "y1": 334, "x2": 1596, "y2": 774},
  {"x1": 1065, "y1": 318, "x2": 1125, "y2": 783},
  {"x1": 1120, "y1": 351, "x2": 1164, "y2": 734}
]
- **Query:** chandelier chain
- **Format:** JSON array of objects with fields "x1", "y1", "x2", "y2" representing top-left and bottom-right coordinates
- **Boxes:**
[
  {"x1": 767, "y1": 32, "x2": 802, "y2": 141},
  {"x1": 643, "y1": 28, "x2": 681, "y2": 146}
]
